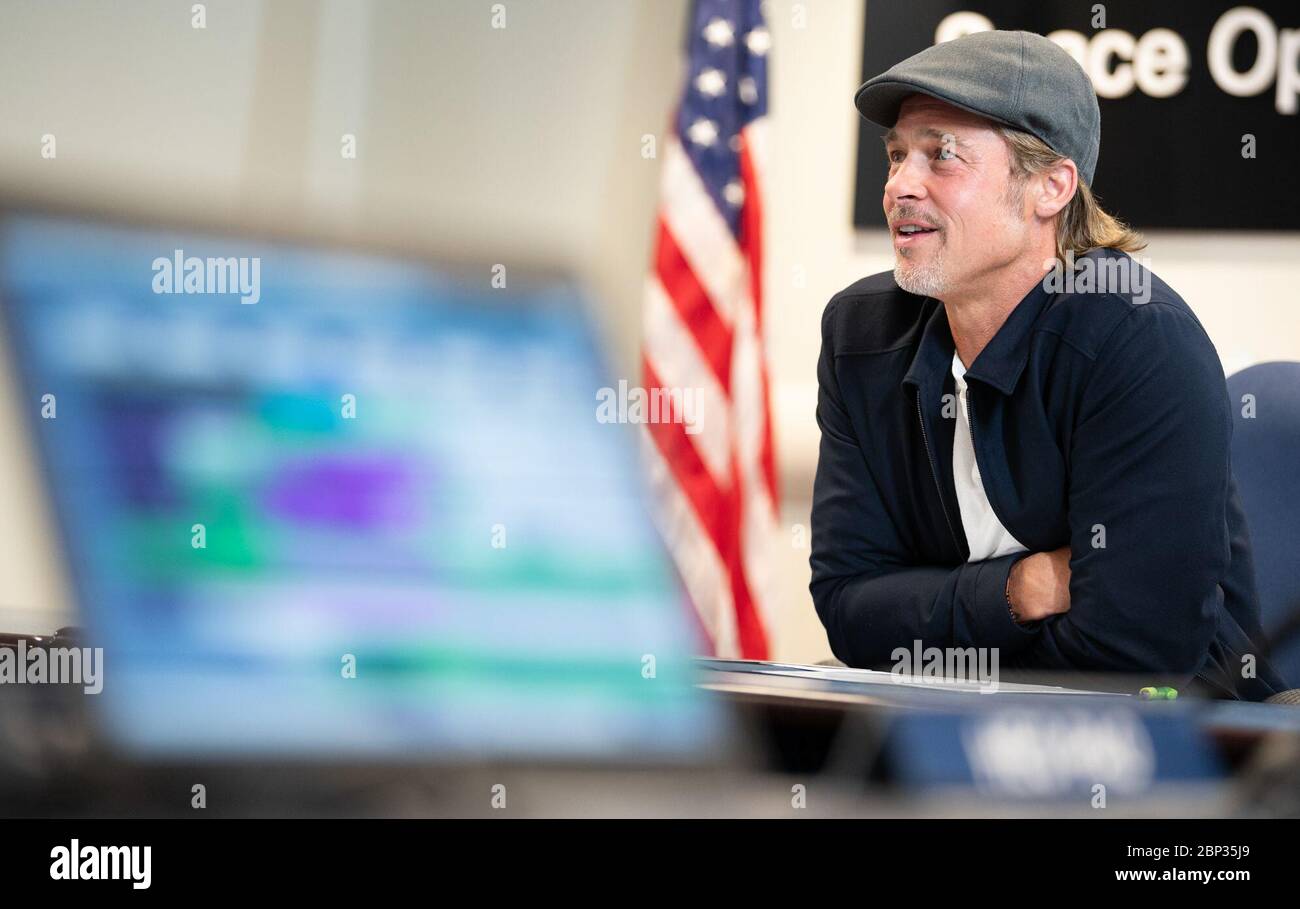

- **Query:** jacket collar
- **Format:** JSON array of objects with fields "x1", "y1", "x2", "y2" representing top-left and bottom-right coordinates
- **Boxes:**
[{"x1": 902, "y1": 273, "x2": 1053, "y2": 396}]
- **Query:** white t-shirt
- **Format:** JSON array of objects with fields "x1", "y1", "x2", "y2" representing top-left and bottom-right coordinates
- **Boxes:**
[{"x1": 951, "y1": 353, "x2": 1028, "y2": 562}]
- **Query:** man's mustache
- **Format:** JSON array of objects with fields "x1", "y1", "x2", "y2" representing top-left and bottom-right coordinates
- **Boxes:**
[{"x1": 888, "y1": 207, "x2": 942, "y2": 229}]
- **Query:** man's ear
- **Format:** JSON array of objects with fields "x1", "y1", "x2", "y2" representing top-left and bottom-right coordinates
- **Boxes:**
[{"x1": 1033, "y1": 159, "x2": 1078, "y2": 220}]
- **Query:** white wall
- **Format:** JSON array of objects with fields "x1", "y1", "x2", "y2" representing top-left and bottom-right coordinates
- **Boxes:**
[{"x1": 0, "y1": 1, "x2": 1296, "y2": 658}]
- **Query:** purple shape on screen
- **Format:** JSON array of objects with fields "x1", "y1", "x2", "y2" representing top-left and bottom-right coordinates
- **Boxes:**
[{"x1": 263, "y1": 455, "x2": 421, "y2": 530}]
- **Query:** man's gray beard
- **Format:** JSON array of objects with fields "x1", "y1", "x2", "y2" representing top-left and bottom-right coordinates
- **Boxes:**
[{"x1": 893, "y1": 241, "x2": 948, "y2": 298}]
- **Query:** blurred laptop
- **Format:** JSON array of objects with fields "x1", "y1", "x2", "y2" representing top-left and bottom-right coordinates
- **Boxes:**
[{"x1": 0, "y1": 212, "x2": 728, "y2": 779}]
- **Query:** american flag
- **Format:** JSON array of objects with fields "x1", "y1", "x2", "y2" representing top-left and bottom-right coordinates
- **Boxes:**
[{"x1": 641, "y1": 0, "x2": 779, "y2": 659}]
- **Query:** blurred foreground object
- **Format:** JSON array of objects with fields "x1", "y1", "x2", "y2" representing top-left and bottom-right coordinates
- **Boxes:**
[{"x1": 0, "y1": 212, "x2": 723, "y2": 764}]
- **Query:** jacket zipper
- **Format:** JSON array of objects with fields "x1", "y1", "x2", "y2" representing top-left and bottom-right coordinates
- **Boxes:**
[{"x1": 914, "y1": 389, "x2": 965, "y2": 557}]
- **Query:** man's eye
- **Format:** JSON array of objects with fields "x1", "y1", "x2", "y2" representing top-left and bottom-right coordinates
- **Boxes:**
[
  {"x1": 887, "y1": 150, "x2": 904, "y2": 164},
  {"x1": 935, "y1": 147, "x2": 957, "y2": 161}
]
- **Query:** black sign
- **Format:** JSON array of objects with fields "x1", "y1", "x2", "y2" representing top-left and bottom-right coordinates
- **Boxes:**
[{"x1": 853, "y1": 1, "x2": 1300, "y2": 229}]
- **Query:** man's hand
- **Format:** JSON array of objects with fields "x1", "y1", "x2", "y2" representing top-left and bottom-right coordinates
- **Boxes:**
[{"x1": 1007, "y1": 546, "x2": 1072, "y2": 623}]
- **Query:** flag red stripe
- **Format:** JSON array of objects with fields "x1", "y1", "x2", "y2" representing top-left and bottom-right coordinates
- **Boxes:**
[
  {"x1": 738, "y1": 135, "x2": 780, "y2": 514},
  {"x1": 738, "y1": 134, "x2": 764, "y2": 330},
  {"x1": 724, "y1": 448, "x2": 769, "y2": 660},
  {"x1": 655, "y1": 219, "x2": 734, "y2": 395}
]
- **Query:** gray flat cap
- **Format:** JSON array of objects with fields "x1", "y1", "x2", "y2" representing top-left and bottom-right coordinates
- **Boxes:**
[{"x1": 855, "y1": 30, "x2": 1100, "y2": 185}]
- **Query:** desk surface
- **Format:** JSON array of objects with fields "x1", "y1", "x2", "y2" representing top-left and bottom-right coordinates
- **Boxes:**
[
  {"x1": 694, "y1": 658, "x2": 1300, "y2": 738},
  {"x1": 697, "y1": 657, "x2": 1127, "y2": 697}
]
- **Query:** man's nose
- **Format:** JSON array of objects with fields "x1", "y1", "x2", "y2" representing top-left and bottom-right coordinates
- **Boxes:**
[{"x1": 884, "y1": 154, "x2": 928, "y2": 208}]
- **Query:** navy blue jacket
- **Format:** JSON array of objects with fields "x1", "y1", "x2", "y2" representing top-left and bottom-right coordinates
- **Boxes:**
[{"x1": 810, "y1": 248, "x2": 1286, "y2": 700}]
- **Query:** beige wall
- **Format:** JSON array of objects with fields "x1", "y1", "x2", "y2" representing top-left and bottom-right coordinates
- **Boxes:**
[{"x1": 0, "y1": 1, "x2": 1297, "y2": 658}]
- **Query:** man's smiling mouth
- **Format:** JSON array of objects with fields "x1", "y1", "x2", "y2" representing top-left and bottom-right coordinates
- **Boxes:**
[{"x1": 893, "y1": 222, "x2": 941, "y2": 246}]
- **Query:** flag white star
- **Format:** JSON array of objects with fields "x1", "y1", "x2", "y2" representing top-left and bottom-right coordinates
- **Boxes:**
[
  {"x1": 738, "y1": 76, "x2": 758, "y2": 104},
  {"x1": 723, "y1": 180, "x2": 745, "y2": 207},
  {"x1": 695, "y1": 68, "x2": 726, "y2": 98},
  {"x1": 703, "y1": 18, "x2": 734, "y2": 48},
  {"x1": 745, "y1": 26, "x2": 771, "y2": 56},
  {"x1": 687, "y1": 117, "x2": 719, "y2": 147}
]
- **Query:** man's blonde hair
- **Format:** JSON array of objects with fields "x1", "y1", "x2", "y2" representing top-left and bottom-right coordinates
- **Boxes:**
[{"x1": 997, "y1": 127, "x2": 1145, "y2": 262}]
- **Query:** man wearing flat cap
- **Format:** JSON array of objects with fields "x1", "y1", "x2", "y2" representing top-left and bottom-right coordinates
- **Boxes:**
[{"x1": 809, "y1": 30, "x2": 1286, "y2": 700}]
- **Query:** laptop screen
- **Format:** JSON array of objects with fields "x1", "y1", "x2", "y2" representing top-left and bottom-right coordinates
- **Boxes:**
[{"x1": 0, "y1": 214, "x2": 721, "y2": 761}]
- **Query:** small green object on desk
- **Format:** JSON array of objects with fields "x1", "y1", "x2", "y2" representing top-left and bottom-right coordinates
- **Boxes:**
[{"x1": 1139, "y1": 686, "x2": 1179, "y2": 700}]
